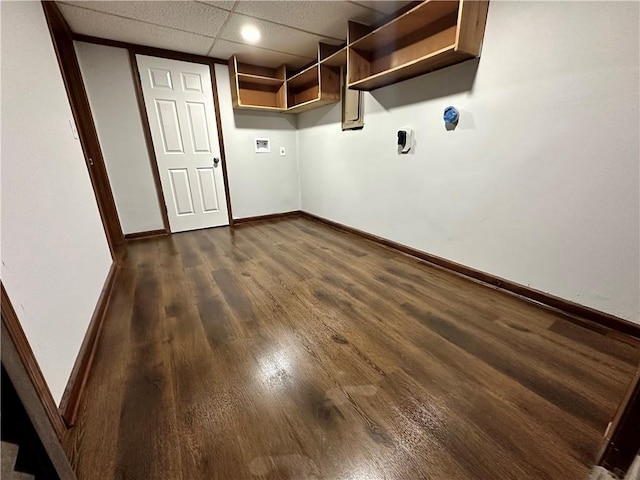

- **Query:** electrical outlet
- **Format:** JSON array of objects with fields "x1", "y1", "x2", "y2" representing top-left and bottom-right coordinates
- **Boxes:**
[{"x1": 280, "y1": 147, "x2": 286, "y2": 156}]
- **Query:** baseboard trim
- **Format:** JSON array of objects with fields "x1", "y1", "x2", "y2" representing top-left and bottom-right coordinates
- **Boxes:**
[
  {"x1": 1, "y1": 283, "x2": 67, "y2": 439},
  {"x1": 124, "y1": 229, "x2": 167, "y2": 241},
  {"x1": 233, "y1": 211, "x2": 302, "y2": 225},
  {"x1": 299, "y1": 211, "x2": 640, "y2": 339},
  {"x1": 59, "y1": 262, "x2": 119, "y2": 427}
]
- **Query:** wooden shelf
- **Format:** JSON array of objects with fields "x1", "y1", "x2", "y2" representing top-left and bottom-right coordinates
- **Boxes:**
[
  {"x1": 349, "y1": 46, "x2": 470, "y2": 90},
  {"x1": 229, "y1": 56, "x2": 287, "y2": 111},
  {"x1": 237, "y1": 73, "x2": 284, "y2": 87},
  {"x1": 287, "y1": 97, "x2": 338, "y2": 114},
  {"x1": 347, "y1": 0, "x2": 489, "y2": 91},
  {"x1": 287, "y1": 64, "x2": 318, "y2": 88},
  {"x1": 350, "y1": 1, "x2": 459, "y2": 52},
  {"x1": 287, "y1": 64, "x2": 340, "y2": 111},
  {"x1": 228, "y1": 0, "x2": 489, "y2": 109},
  {"x1": 321, "y1": 48, "x2": 347, "y2": 68},
  {"x1": 319, "y1": 42, "x2": 347, "y2": 67}
]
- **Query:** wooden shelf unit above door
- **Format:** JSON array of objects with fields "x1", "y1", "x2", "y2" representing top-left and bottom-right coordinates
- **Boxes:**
[{"x1": 347, "y1": 0, "x2": 489, "y2": 91}]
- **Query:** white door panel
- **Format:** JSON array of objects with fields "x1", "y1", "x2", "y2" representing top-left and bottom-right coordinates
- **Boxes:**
[
  {"x1": 196, "y1": 168, "x2": 220, "y2": 213},
  {"x1": 155, "y1": 99, "x2": 183, "y2": 153},
  {"x1": 137, "y1": 55, "x2": 229, "y2": 232},
  {"x1": 168, "y1": 169, "x2": 194, "y2": 216},
  {"x1": 186, "y1": 102, "x2": 211, "y2": 153}
]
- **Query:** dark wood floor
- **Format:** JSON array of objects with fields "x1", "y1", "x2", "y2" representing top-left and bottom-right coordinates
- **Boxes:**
[{"x1": 65, "y1": 217, "x2": 640, "y2": 480}]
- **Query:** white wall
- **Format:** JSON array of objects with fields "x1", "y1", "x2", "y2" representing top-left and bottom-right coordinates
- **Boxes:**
[
  {"x1": 1, "y1": 2, "x2": 113, "y2": 403},
  {"x1": 298, "y1": 1, "x2": 640, "y2": 323},
  {"x1": 75, "y1": 41, "x2": 165, "y2": 235},
  {"x1": 214, "y1": 64, "x2": 300, "y2": 219}
]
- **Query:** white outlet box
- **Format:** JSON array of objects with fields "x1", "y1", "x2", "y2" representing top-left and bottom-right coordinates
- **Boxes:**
[
  {"x1": 280, "y1": 147, "x2": 286, "y2": 156},
  {"x1": 255, "y1": 138, "x2": 270, "y2": 153}
]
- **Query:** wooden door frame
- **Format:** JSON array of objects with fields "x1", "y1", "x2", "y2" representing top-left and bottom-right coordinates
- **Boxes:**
[
  {"x1": 1, "y1": 284, "x2": 66, "y2": 439},
  {"x1": 129, "y1": 51, "x2": 234, "y2": 230},
  {"x1": 41, "y1": 1, "x2": 124, "y2": 257},
  {"x1": 598, "y1": 363, "x2": 640, "y2": 477},
  {"x1": 2, "y1": 286, "x2": 78, "y2": 480},
  {"x1": 71, "y1": 33, "x2": 235, "y2": 230}
]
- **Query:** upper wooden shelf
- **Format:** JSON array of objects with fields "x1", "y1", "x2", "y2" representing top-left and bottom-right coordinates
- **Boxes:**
[
  {"x1": 350, "y1": 1, "x2": 459, "y2": 52},
  {"x1": 287, "y1": 64, "x2": 318, "y2": 88},
  {"x1": 229, "y1": 56, "x2": 287, "y2": 111},
  {"x1": 229, "y1": 53, "x2": 341, "y2": 114},
  {"x1": 347, "y1": 0, "x2": 489, "y2": 91},
  {"x1": 228, "y1": 0, "x2": 490, "y2": 110},
  {"x1": 236, "y1": 73, "x2": 284, "y2": 87},
  {"x1": 287, "y1": 64, "x2": 340, "y2": 112},
  {"x1": 319, "y1": 42, "x2": 347, "y2": 67}
]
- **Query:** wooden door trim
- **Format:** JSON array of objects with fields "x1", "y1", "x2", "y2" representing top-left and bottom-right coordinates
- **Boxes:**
[
  {"x1": 128, "y1": 50, "x2": 171, "y2": 233},
  {"x1": 1, "y1": 283, "x2": 66, "y2": 439},
  {"x1": 124, "y1": 229, "x2": 169, "y2": 241},
  {"x1": 59, "y1": 262, "x2": 119, "y2": 426},
  {"x1": 209, "y1": 62, "x2": 234, "y2": 226},
  {"x1": 131, "y1": 52, "x2": 234, "y2": 229},
  {"x1": 598, "y1": 364, "x2": 640, "y2": 476},
  {"x1": 65, "y1": 31, "x2": 235, "y2": 230},
  {"x1": 41, "y1": 1, "x2": 124, "y2": 257}
]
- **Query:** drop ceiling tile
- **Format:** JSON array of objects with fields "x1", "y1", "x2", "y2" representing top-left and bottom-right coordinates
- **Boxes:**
[
  {"x1": 59, "y1": 4, "x2": 214, "y2": 55},
  {"x1": 233, "y1": 1, "x2": 385, "y2": 40},
  {"x1": 196, "y1": 1, "x2": 237, "y2": 11},
  {"x1": 350, "y1": 0, "x2": 414, "y2": 15},
  {"x1": 210, "y1": 39, "x2": 314, "y2": 70},
  {"x1": 220, "y1": 12, "x2": 333, "y2": 59},
  {"x1": 61, "y1": 1, "x2": 229, "y2": 37}
]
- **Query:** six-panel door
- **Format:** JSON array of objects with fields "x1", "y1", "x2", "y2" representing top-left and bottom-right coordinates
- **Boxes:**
[{"x1": 136, "y1": 55, "x2": 229, "y2": 233}]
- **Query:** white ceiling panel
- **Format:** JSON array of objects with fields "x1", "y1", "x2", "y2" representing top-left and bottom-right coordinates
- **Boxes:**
[
  {"x1": 350, "y1": 0, "x2": 414, "y2": 15},
  {"x1": 210, "y1": 39, "x2": 313, "y2": 70},
  {"x1": 220, "y1": 12, "x2": 335, "y2": 59},
  {"x1": 233, "y1": 1, "x2": 385, "y2": 40},
  {"x1": 59, "y1": 3, "x2": 215, "y2": 55},
  {"x1": 57, "y1": 1, "x2": 417, "y2": 68},
  {"x1": 61, "y1": 1, "x2": 230, "y2": 38}
]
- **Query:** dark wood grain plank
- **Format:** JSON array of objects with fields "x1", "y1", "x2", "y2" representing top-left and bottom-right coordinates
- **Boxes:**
[{"x1": 65, "y1": 217, "x2": 640, "y2": 480}]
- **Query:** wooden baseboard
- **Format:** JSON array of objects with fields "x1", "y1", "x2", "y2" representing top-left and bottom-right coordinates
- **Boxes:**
[
  {"x1": 299, "y1": 211, "x2": 640, "y2": 339},
  {"x1": 59, "y1": 262, "x2": 119, "y2": 427},
  {"x1": 124, "y1": 229, "x2": 167, "y2": 241},
  {"x1": 1, "y1": 283, "x2": 67, "y2": 439},
  {"x1": 233, "y1": 211, "x2": 301, "y2": 225}
]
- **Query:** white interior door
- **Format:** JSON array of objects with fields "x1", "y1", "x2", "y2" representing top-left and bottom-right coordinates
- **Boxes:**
[{"x1": 136, "y1": 55, "x2": 229, "y2": 233}]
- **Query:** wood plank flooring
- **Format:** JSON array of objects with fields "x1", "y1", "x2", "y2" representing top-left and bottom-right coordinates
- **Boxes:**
[{"x1": 65, "y1": 217, "x2": 640, "y2": 480}]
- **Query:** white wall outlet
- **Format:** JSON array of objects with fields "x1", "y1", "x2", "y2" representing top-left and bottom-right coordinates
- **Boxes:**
[
  {"x1": 280, "y1": 147, "x2": 286, "y2": 156},
  {"x1": 255, "y1": 138, "x2": 270, "y2": 153}
]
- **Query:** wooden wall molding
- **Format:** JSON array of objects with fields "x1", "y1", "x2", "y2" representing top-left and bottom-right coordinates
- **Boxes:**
[
  {"x1": 298, "y1": 211, "x2": 640, "y2": 339},
  {"x1": 59, "y1": 262, "x2": 119, "y2": 426},
  {"x1": 1, "y1": 283, "x2": 67, "y2": 439},
  {"x1": 124, "y1": 229, "x2": 168, "y2": 241},
  {"x1": 233, "y1": 211, "x2": 301, "y2": 225}
]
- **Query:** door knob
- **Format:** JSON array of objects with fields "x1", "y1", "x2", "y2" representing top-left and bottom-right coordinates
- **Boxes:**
[{"x1": 213, "y1": 157, "x2": 220, "y2": 167}]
